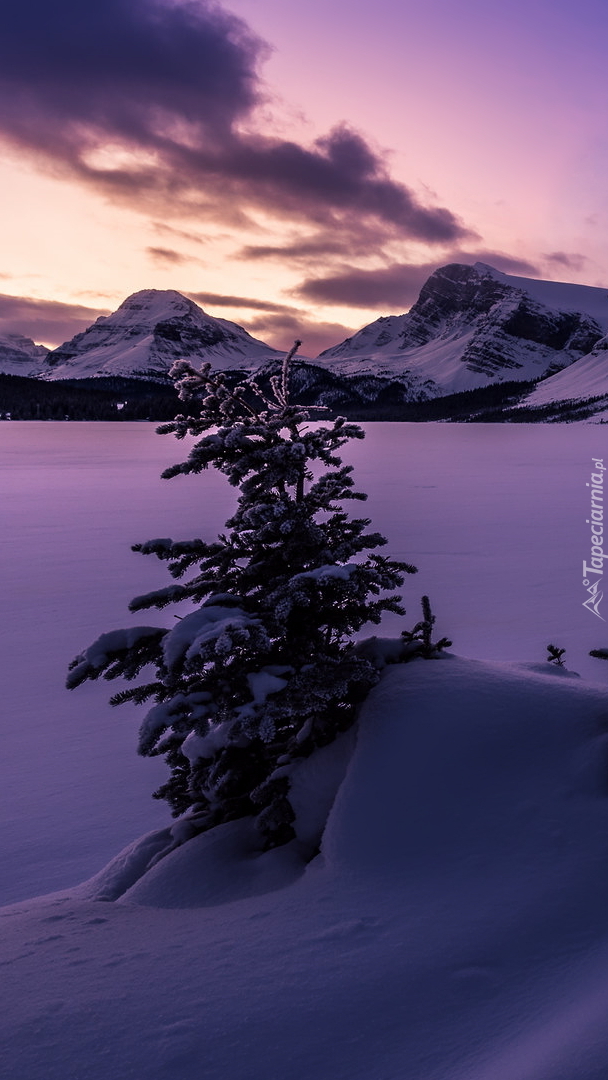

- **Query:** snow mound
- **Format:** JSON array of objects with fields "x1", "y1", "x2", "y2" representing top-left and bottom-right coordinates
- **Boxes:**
[
  {"x1": 323, "y1": 655, "x2": 608, "y2": 882},
  {"x1": 72, "y1": 726, "x2": 356, "y2": 908},
  {"x1": 4, "y1": 655, "x2": 608, "y2": 1080},
  {"x1": 117, "y1": 821, "x2": 306, "y2": 908}
]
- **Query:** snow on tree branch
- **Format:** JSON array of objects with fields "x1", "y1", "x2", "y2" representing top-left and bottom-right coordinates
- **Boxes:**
[{"x1": 68, "y1": 340, "x2": 417, "y2": 848}]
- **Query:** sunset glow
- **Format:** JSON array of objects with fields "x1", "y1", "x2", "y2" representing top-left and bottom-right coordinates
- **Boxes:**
[{"x1": 1, "y1": 0, "x2": 607, "y2": 354}]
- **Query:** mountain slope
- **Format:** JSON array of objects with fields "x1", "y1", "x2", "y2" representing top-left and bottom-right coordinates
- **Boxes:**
[
  {"x1": 41, "y1": 290, "x2": 282, "y2": 381},
  {"x1": 5, "y1": 267, "x2": 608, "y2": 413},
  {"x1": 523, "y1": 331, "x2": 608, "y2": 406},
  {"x1": 0, "y1": 333, "x2": 48, "y2": 377},
  {"x1": 317, "y1": 262, "x2": 608, "y2": 397}
]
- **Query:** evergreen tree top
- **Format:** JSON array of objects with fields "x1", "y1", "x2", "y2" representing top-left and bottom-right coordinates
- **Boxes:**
[{"x1": 68, "y1": 341, "x2": 417, "y2": 849}]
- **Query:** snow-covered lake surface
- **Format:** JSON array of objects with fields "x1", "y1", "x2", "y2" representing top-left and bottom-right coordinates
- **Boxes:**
[
  {"x1": 0, "y1": 420, "x2": 605, "y2": 905},
  {"x1": 3, "y1": 420, "x2": 608, "y2": 1080}
]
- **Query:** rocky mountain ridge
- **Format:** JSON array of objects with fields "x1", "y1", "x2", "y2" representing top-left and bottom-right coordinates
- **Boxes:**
[
  {"x1": 41, "y1": 290, "x2": 283, "y2": 381},
  {"x1": 317, "y1": 263, "x2": 608, "y2": 400},
  {"x1": 0, "y1": 333, "x2": 49, "y2": 377},
  {"x1": 2, "y1": 265, "x2": 608, "y2": 417}
]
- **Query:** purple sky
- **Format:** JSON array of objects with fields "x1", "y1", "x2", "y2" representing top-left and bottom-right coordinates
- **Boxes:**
[{"x1": 0, "y1": 0, "x2": 607, "y2": 354}]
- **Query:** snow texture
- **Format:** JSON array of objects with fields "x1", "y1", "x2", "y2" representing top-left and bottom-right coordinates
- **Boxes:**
[
  {"x1": 2, "y1": 420, "x2": 607, "y2": 905},
  {"x1": 3, "y1": 421, "x2": 608, "y2": 1079},
  {"x1": 66, "y1": 625, "x2": 166, "y2": 687},
  {"x1": 4, "y1": 657, "x2": 608, "y2": 1080},
  {"x1": 524, "y1": 333, "x2": 608, "y2": 405},
  {"x1": 247, "y1": 669, "x2": 289, "y2": 703},
  {"x1": 161, "y1": 604, "x2": 259, "y2": 671},
  {"x1": 293, "y1": 562, "x2": 357, "y2": 582}
]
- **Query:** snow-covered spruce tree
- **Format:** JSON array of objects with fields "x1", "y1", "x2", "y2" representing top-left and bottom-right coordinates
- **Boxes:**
[{"x1": 67, "y1": 343, "x2": 416, "y2": 847}]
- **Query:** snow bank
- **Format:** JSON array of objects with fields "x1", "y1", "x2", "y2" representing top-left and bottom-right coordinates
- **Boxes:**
[
  {"x1": 73, "y1": 725, "x2": 357, "y2": 908},
  {"x1": 118, "y1": 820, "x2": 306, "y2": 908},
  {"x1": 323, "y1": 655, "x2": 608, "y2": 884},
  {"x1": 4, "y1": 655, "x2": 608, "y2": 1080}
]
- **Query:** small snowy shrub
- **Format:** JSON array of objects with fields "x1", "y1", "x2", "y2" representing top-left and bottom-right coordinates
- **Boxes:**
[
  {"x1": 400, "y1": 595, "x2": 452, "y2": 659},
  {"x1": 67, "y1": 343, "x2": 416, "y2": 847},
  {"x1": 547, "y1": 644, "x2": 566, "y2": 667}
]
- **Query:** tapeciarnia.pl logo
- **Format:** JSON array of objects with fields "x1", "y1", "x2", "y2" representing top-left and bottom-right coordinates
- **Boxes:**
[{"x1": 583, "y1": 458, "x2": 606, "y2": 620}]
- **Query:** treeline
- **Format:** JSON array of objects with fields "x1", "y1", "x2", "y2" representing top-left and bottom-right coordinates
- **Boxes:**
[
  {"x1": 347, "y1": 379, "x2": 607, "y2": 423},
  {"x1": 345, "y1": 379, "x2": 539, "y2": 421},
  {"x1": 0, "y1": 374, "x2": 181, "y2": 421},
  {"x1": 0, "y1": 368, "x2": 539, "y2": 425},
  {"x1": 1, "y1": 370, "x2": 603, "y2": 424}
]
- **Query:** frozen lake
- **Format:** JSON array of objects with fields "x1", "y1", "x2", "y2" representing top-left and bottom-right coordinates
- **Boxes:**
[{"x1": 1, "y1": 420, "x2": 606, "y2": 904}]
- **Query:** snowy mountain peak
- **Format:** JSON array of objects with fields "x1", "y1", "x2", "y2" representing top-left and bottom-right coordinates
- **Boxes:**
[
  {"x1": 5, "y1": 269, "x2": 608, "y2": 408},
  {"x1": 40, "y1": 289, "x2": 283, "y2": 382},
  {"x1": 108, "y1": 289, "x2": 209, "y2": 324},
  {"x1": 317, "y1": 262, "x2": 608, "y2": 397},
  {"x1": 471, "y1": 261, "x2": 513, "y2": 280}
]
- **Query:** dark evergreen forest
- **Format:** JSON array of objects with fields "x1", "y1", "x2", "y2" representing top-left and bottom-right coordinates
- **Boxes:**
[
  {"x1": 0, "y1": 375, "x2": 181, "y2": 421},
  {"x1": 1, "y1": 371, "x2": 603, "y2": 423}
]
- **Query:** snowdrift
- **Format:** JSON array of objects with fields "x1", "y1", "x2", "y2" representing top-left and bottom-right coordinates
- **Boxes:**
[{"x1": 3, "y1": 655, "x2": 608, "y2": 1080}]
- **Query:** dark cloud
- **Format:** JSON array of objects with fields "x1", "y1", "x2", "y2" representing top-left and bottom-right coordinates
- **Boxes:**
[
  {"x1": 153, "y1": 223, "x2": 209, "y2": 246},
  {"x1": 475, "y1": 252, "x2": 539, "y2": 276},
  {"x1": 0, "y1": 287, "x2": 349, "y2": 354},
  {"x1": 146, "y1": 246, "x2": 194, "y2": 266},
  {"x1": 0, "y1": 0, "x2": 262, "y2": 147},
  {"x1": 186, "y1": 291, "x2": 353, "y2": 353},
  {"x1": 295, "y1": 263, "x2": 437, "y2": 309},
  {"x1": 211, "y1": 126, "x2": 469, "y2": 242},
  {"x1": 0, "y1": 294, "x2": 109, "y2": 347},
  {"x1": 295, "y1": 251, "x2": 541, "y2": 310},
  {"x1": 245, "y1": 242, "x2": 536, "y2": 275},
  {"x1": 543, "y1": 251, "x2": 589, "y2": 272},
  {"x1": 187, "y1": 292, "x2": 298, "y2": 315},
  {"x1": 240, "y1": 226, "x2": 388, "y2": 263},
  {"x1": 246, "y1": 311, "x2": 356, "y2": 358},
  {"x1": 0, "y1": 0, "x2": 469, "y2": 246}
]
